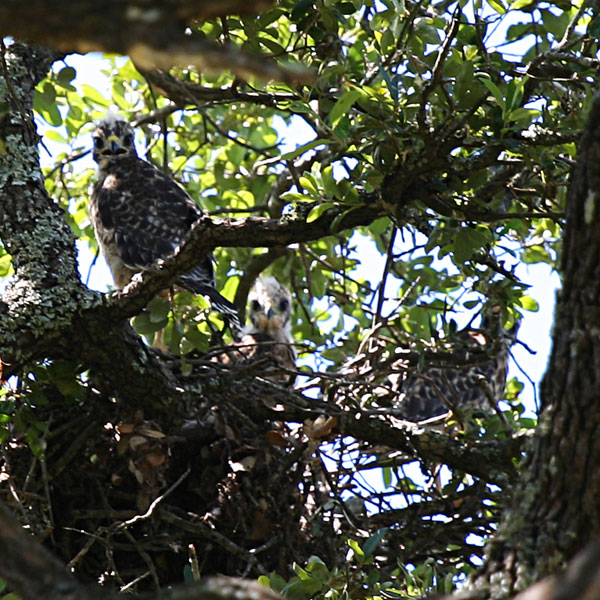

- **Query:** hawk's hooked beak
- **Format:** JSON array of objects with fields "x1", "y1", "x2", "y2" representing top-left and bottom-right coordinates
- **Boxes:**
[{"x1": 103, "y1": 134, "x2": 127, "y2": 156}]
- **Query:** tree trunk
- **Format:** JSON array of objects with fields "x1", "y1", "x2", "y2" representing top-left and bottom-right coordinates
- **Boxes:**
[{"x1": 464, "y1": 94, "x2": 600, "y2": 599}]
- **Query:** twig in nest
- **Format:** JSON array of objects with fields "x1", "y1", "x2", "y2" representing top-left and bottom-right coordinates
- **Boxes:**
[{"x1": 116, "y1": 467, "x2": 191, "y2": 530}]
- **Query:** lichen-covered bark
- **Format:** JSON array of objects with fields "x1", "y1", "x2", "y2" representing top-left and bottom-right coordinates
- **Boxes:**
[
  {"x1": 462, "y1": 93, "x2": 600, "y2": 600},
  {"x1": 0, "y1": 43, "x2": 186, "y2": 413},
  {"x1": 0, "y1": 43, "x2": 91, "y2": 358}
]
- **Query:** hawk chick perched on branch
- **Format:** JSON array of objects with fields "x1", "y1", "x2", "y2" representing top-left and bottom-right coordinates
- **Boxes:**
[
  {"x1": 218, "y1": 276, "x2": 296, "y2": 383},
  {"x1": 89, "y1": 113, "x2": 241, "y2": 332}
]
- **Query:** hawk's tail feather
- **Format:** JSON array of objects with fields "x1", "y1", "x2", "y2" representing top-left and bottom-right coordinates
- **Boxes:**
[
  {"x1": 210, "y1": 295, "x2": 243, "y2": 335},
  {"x1": 181, "y1": 279, "x2": 242, "y2": 334}
]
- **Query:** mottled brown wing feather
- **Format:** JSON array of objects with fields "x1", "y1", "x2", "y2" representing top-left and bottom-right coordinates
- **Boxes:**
[
  {"x1": 395, "y1": 329, "x2": 509, "y2": 422},
  {"x1": 91, "y1": 153, "x2": 241, "y2": 331},
  {"x1": 92, "y1": 156, "x2": 208, "y2": 275}
]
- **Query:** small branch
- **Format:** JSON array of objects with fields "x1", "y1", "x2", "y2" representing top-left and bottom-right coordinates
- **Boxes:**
[
  {"x1": 417, "y1": 6, "x2": 462, "y2": 135},
  {"x1": 115, "y1": 468, "x2": 190, "y2": 531},
  {"x1": 200, "y1": 109, "x2": 279, "y2": 155},
  {"x1": 556, "y1": 3, "x2": 588, "y2": 51},
  {"x1": 375, "y1": 227, "x2": 398, "y2": 323},
  {"x1": 159, "y1": 511, "x2": 268, "y2": 574}
]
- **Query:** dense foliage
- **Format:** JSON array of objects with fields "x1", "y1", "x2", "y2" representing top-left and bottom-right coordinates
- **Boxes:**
[{"x1": 2, "y1": 0, "x2": 599, "y2": 597}]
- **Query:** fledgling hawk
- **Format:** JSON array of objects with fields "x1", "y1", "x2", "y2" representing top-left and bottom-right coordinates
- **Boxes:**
[
  {"x1": 217, "y1": 276, "x2": 297, "y2": 383},
  {"x1": 89, "y1": 113, "x2": 241, "y2": 332},
  {"x1": 391, "y1": 319, "x2": 513, "y2": 422},
  {"x1": 342, "y1": 309, "x2": 515, "y2": 424}
]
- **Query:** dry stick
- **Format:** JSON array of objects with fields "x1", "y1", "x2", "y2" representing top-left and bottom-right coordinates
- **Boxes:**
[
  {"x1": 375, "y1": 226, "x2": 398, "y2": 324},
  {"x1": 116, "y1": 467, "x2": 191, "y2": 531},
  {"x1": 121, "y1": 528, "x2": 160, "y2": 590},
  {"x1": 120, "y1": 571, "x2": 152, "y2": 593},
  {"x1": 188, "y1": 544, "x2": 201, "y2": 581},
  {"x1": 69, "y1": 468, "x2": 190, "y2": 574},
  {"x1": 159, "y1": 511, "x2": 268, "y2": 574}
]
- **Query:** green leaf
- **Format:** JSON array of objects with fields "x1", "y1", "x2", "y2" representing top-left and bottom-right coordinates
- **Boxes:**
[
  {"x1": 453, "y1": 227, "x2": 490, "y2": 263},
  {"x1": 41, "y1": 105, "x2": 63, "y2": 126},
  {"x1": 363, "y1": 527, "x2": 389, "y2": 558},
  {"x1": 81, "y1": 84, "x2": 110, "y2": 107},
  {"x1": 463, "y1": 299, "x2": 481, "y2": 309},
  {"x1": 279, "y1": 138, "x2": 330, "y2": 161},
  {"x1": 414, "y1": 19, "x2": 442, "y2": 44},
  {"x1": 26, "y1": 429, "x2": 45, "y2": 460},
  {"x1": 280, "y1": 191, "x2": 314, "y2": 203},
  {"x1": 488, "y1": 0, "x2": 507, "y2": 13},
  {"x1": 328, "y1": 89, "x2": 362, "y2": 128},
  {"x1": 518, "y1": 295, "x2": 539, "y2": 312},
  {"x1": 184, "y1": 327, "x2": 210, "y2": 352},
  {"x1": 147, "y1": 297, "x2": 171, "y2": 323},
  {"x1": 348, "y1": 538, "x2": 365, "y2": 564},
  {"x1": 510, "y1": 0, "x2": 535, "y2": 9},
  {"x1": 478, "y1": 77, "x2": 505, "y2": 107},
  {"x1": 258, "y1": 36, "x2": 285, "y2": 55},
  {"x1": 307, "y1": 202, "x2": 334, "y2": 223},
  {"x1": 321, "y1": 166, "x2": 339, "y2": 199},
  {"x1": 132, "y1": 311, "x2": 167, "y2": 335},
  {"x1": 56, "y1": 66, "x2": 77, "y2": 90},
  {"x1": 44, "y1": 129, "x2": 68, "y2": 143},
  {"x1": 508, "y1": 107, "x2": 537, "y2": 122},
  {"x1": 333, "y1": 114, "x2": 351, "y2": 140},
  {"x1": 183, "y1": 565, "x2": 195, "y2": 584},
  {"x1": 522, "y1": 245, "x2": 551, "y2": 264},
  {"x1": 382, "y1": 466, "x2": 392, "y2": 488},
  {"x1": 298, "y1": 175, "x2": 319, "y2": 197}
]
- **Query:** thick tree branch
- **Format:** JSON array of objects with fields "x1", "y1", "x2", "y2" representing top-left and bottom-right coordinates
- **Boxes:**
[
  {"x1": 0, "y1": 500, "x2": 106, "y2": 600},
  {"x1": 139, "y1": 69, "x2": 298, "y2": 109},
  {"x1": 108, "y1": 206, "x2": 383, "y2": 320},
  {"x1": 180, "y1": 371, "x2": 521, "y2": 484},
  {"x1": 0, "y1": 0, "x2": 313, "y2": 83}
]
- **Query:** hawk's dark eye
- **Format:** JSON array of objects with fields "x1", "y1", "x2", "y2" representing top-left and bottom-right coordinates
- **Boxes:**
[
  {"x1": 279, "y1": 299, "x2": 289, "y2": 312},
  {"x1": 251, "y1": 300, "x2": 261, "y2": 312},
  {"x1": 93, "y1": 136, "x2": 104, "y2": 149},
  {"x1": 123, "y1": 133, "x2": 134, "y2": 146}
]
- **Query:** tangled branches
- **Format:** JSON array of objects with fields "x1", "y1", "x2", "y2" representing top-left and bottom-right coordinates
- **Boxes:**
[{"x1": 0, "y1": 343, "x2": 525, "y2": 593}]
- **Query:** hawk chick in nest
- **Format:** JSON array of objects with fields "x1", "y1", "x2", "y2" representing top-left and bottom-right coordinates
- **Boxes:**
[
  {"x1": 89, "y1": 113, "x2": 241, "y2": 332},
  {"x1": 218, "y1": 276, "x2": 296, "y2": 383}
]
